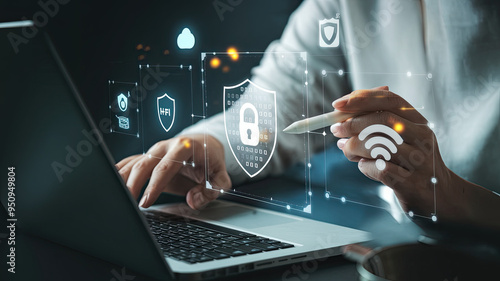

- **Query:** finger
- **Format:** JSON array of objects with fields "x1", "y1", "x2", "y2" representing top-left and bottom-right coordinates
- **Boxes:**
[
  {"x1": 331, "y1": 111, "x2": 431, "y2": 145},
  {"x1": 332, "y1": 89, "x2": 427, "y2": 124},
  {"x1": 126, "y1": 154, "x2": 160, "y2": 199},
  {"x1": 208, "y1": 169, "x2": 232, "y2": 191},
  {"x1": 116, "y1": 155, "x2": 139, "y2": 170},
  {"x1": 117, "y1": 155, "x2": 144, "y2": 184},
  {"x1": 357, "y1": 158, "x2": 410, "y2": 191},
  {"x1": 139, "y1": 139, "x2": 194, "y2": 208},
  {"x1": 338, "y1": 137, "x2": 428, "y2": 171},
  {"x1": 186, "y1": 184, "x2": 221, "y2": 210}
]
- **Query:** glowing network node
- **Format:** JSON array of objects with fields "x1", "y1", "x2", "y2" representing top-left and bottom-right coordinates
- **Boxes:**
[
  {"x1": 286, "y1": 205, "x2": 291, "y2": 210},
  {"x1": 220, "y1": 189, "x2": 224, "y2": 194},
  {"x1": 338, "y1": 69, "x2": 344, "y2": 76},
  {"x1": 307, "y1": 163, "x2": 312, "y2": 168},
  {"x1": 305, "y1": 81, "x2": 308, "y2": 86},
  {"x1": 325, "y1": 192, "x2": 330, "y2": 199},
  {"x1": 191, "y1": 162, "x2": 195, "y2": 167},
  {"x1": 210, "y1": 57, "x2": 221, "y2": 68},
  {"x1": 191, "y1": 114, "x2": 194, "y2": 117},
  {"x1": 408, "y1": 211, "x2": 414, "y2": 217},
  {"x1": 406, "y1": 71, "x2": 412, "y2": 77},
  {"x1": 183, "y1": 161, "x2": 186, "y2": 165},
  {"x1": 393, "y1": 122, "x2": 404, "y2": 133},
  {"x1": 427, "y1": 73, "x2": 433, "y2": 79},
  {"x1": 227, "y1": 47, "x2": 239, "y2": 61},
  {"x1": 305, "y1": 70, "x2": 308, "y2": 74},
  {"x1": 322, "y1": 131, "x2": 327, "y2": 136},
  {"x1": 431, "y1": 177, "x2": 437, "y2": 184},
  {"x1": 322, "y1": 70, "x2": 326, "y2": 76},
  {"x1": 428, "y1": 122, "x2": 435, "y2": 129},
  {"x1": 432, "y1": 215, "x2": 437, "y2": 222},
  {"x1": 308, "y1": 191, "x2": 312, "y2": 196},
  {"x1": 340, "y1": 196, "x2": 346, "y2": 203},
  {"x1": 148, "y1": 154, "x2": 152, "y2": 159}
]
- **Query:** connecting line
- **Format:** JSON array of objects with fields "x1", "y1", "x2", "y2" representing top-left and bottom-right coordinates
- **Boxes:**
[
  {"x1": 109, "y1": 80, "x2": 137, "y2": 85},
  {"x1": 110, "y1": 130, "x2": 138, "y2": 138},
  {"x1": 191, "y1": 114, "x2": 206, "y2": 119},
  {"x1": 146, "y1": 154, "x2": 194, "y2": 166},
  {"x1": 219, "y1": 189, "x2": 307, "y2": 212},
  {"x1": 412, "y1": 213, "x2": 433, "y2": 220},
  {"x1": 329, "y1": 195, "x2": 393, "y2": 212},
  {"x1": 324, "y1": 70, "x2": 428, "y2": 76}
]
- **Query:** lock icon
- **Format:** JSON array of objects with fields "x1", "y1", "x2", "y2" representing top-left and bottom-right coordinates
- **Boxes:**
[{"x1": 239, "y1": 103, "x2": 259, "y2": 146}]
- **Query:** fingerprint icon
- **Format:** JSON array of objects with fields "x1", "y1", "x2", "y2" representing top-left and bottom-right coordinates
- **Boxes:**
[{"x1": 358, "y1": 124, "x2": 404, "y2": 170}]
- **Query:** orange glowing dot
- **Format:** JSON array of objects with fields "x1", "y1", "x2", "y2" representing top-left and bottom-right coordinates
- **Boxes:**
[
  {"x1": 144, "y1": 46, "x2": 151, "y2": 52},
  {"x1": 163, "y1": 49, "x2": 170, "y2": 55},
  {"x1": 210, "y1": 57, "x2": 221, "y2": 68},
  {"x1": 227, "y1": 47, "x2": 239, "y2": 61},
  {"x1": 394, "y1": 123, "x2": 404, "y2": 133},
  {"x1": 138, "y1": 54, "x2": 145, "y2": 60},
  {"x1": 222, "y1": 66, "x2": 230, "y2": 73},
  {"x1": 136, "y1": 44, "x2": 143, "y2": 50},
  {"x1": 183, "y1": 140, "x2": 191, "y2": 148}
]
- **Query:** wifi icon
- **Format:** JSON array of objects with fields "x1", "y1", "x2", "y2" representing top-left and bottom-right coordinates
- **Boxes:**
[{"x1": 358, "y1": 124, "x2": 404, "y2": 171}]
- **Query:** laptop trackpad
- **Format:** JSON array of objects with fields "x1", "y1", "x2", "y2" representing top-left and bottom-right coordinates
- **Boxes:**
[{"x1": 199, "y1": 205, "x2": 299, "y2": 229}]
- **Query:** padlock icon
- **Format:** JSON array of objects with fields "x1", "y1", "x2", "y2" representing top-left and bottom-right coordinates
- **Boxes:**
[{"x1": 239, "y1": 102, "x2": 259, "y2": 146}]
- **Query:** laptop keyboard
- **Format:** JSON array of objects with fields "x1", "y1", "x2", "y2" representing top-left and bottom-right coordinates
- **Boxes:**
[{"x1": 143, "y1": 210, "x2": 294, "y2": 264}]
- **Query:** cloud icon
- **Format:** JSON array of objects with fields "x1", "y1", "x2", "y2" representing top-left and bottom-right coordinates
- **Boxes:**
[{"x1": 177, "y1": 28, "x2": 195, "y2": 50}]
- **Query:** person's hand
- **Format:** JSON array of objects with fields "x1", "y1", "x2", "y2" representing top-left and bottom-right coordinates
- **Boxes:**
[
  {"x1": 115, "y1": 134, "x2": 231, "y2": 210},
  {"x1": 330, "y1": 86, "x2": 464, "y2": 220}
]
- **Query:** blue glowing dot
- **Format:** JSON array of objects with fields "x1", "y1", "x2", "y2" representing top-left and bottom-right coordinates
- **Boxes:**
[
  {"x1": 286, "y1": 205, "x2": 291, "y2": 210},
  {"x1": 432, "y1": 215, "x2": 437, "y2": 222},
  {"x1": 340, "y1": 196, "x2": 346, "y2": 203}
]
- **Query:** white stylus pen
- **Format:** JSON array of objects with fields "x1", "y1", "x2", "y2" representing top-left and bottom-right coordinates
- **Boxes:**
[{"x1": 283, "y1": 110, "x2": 358, "y2": 134}]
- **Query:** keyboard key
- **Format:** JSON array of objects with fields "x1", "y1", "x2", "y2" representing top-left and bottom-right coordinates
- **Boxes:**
[
  {"x1": 204, "y1": 251, "x2": 230, "y2": 259},
  {"x1": 215, "y1": 247, "x2": 246, "y2": 257},
  {"x1": 248, "y1": 242, "x2": 279, "y2": 251},
  {"x1": 233, "y1": 244, "x2": 263, "y2": 254},
  {"x1": 276, "y1": 242, "x2": 294, "y2": 249}
]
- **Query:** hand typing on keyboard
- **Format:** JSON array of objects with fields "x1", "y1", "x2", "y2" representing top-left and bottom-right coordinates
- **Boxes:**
[{"x1": 116, "y1": 134, "x2": 231, "y2": 210}]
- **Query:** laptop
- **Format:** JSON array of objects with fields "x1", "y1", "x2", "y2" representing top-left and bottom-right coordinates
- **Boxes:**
[{"x1": 0, "y1": 21, "x2": 370, "y2": 280}]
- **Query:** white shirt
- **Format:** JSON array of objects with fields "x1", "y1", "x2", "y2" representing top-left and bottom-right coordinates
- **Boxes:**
[{"x1": 181, "y1": 0, "x2": 500, "y2": 191}]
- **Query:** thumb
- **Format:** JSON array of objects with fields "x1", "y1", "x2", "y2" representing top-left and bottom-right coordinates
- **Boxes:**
[
  {"x1": 372, "y1": 85, "x2": 389, "y2": 90},
  {"x1": 185, "y1": 171, "x2": 232, "y2": 210}
]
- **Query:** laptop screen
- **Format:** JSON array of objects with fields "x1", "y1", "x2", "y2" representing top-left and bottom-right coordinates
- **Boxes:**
[{"x1": 0, "y1": 24, "x2": 173, "y2": 280}]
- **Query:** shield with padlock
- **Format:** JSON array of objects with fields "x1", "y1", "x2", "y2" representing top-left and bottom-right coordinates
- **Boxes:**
[{"x1": 223, "y1": 79, "x2": 277, "y2": 178}]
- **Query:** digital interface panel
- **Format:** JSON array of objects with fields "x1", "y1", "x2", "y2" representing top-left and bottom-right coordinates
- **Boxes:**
[
  {"x1": 108, "y1": 81, "x2": 140, "y2": 137},
  {"x1": 202, "y1": 52, "x2": 313, "y2": 213},
  {"x1": 315, "y1": 66, "x2": 437, "y2": 221}
]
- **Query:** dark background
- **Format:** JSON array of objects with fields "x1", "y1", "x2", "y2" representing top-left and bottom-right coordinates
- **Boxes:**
[{"x1": 1, "y1": 0, "x2": 303, "y2": 160}]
